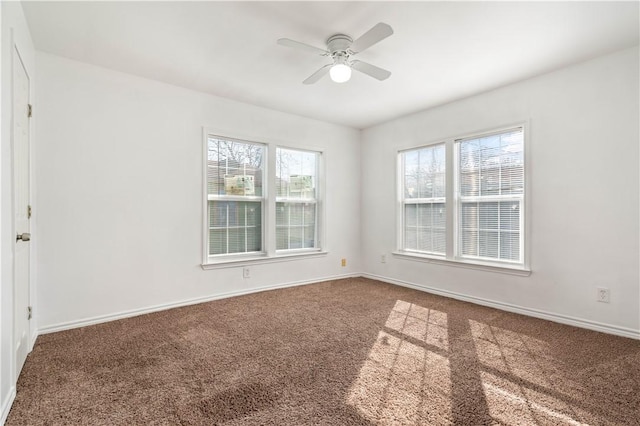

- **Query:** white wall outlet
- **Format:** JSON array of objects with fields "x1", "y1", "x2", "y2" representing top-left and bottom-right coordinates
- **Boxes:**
[
  {"x1": 381, "y1": 254, "x2": 387, "y2": 263},
  {"x1": 596, "y1": 287, "x2": 610, "y2": 303},
  {"x1": 243, "y1": 267, "x2": 250, "y2": 279}
]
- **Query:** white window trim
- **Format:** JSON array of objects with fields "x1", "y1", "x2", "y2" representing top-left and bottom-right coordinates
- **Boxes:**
[
  {"x1": 396, "y1": 122, "x2": 530, "y2": 275},
  {"x1": 391, "y1": 250, "x2": 531, "y2": 276},
  {"x1": 202, "y1": 128, "x2": 326, "y2": 268},
  {"x1": 201, "y1": 250, "x2": 329, "y2": 270}
]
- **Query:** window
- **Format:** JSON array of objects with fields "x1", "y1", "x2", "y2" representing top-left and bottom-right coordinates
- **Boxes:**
[
  {"x1": 204, "y1": 133, "x2": 324, "y2": 264},
  {"x1": 207, "y1": 137, "x2": 265, "y2": 256},
  {"x1": 398, "y1": 126, "x2": 526, "y2": 270},
  {"x1": 400, "y1": 144, "x2": 446, "y2": 255},
  {"x1": 276, "y1": 148, "x2": 319, "y2": 251},
  {"x1": 457, "y1": 129, "x2": 524, "y2": 264}
]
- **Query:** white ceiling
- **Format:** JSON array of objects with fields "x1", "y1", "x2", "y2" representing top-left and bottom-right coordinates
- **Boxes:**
[{"x1": 23, "y1": 1, "x2": 639, "y2": 129}]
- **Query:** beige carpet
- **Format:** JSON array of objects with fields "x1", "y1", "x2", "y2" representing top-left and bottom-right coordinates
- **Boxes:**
[{"x1": 7, "y1": 278, "x2": 640, "y2": 425}]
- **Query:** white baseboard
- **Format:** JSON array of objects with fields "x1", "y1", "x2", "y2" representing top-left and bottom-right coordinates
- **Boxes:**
[
  {"x1": 363, "y1": 273, "x2": 640, "y2": 340},
  {"x1": 38, "y1": 273, "x2": 360, "y2": 335},
  {"x1": 0, "y1": 387, "x2": 16, "y2": 426},
  {"x1": 38, "y1": 271, "x2": 640, "y2": 340}
]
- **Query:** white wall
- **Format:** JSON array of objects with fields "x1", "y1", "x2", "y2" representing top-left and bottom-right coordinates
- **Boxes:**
[
  {"x1": 361, "y1": 47, "x2": 639, "y2": 337},
  {"x1": 34, "y1": 52, "x2": 361, "y2": 331},
  {"x1": 1, "y1": 1, "x2": 36, "y2": 423},
  {"x1": 32, "y1": 47, "x2": 640, "y2": 338}
]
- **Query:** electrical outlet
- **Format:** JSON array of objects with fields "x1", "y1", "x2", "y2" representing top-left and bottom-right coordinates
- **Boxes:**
[
  {"x1": 597, "y1": 287, "x2": 610, "y2": 303},
  {"x1": 243, "y1": 267, "x2": 250, "y2": 279},
  {"x1": 381, "y1": 254, "x2": 386, "y2": 263},
  {"x1": 341, "y1": 258, "x2": 346, "y2": 267}
]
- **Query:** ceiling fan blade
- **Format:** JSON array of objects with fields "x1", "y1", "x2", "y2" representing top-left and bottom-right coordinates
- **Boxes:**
[
  {"x1": 277, "y1": 38, "x2": 329, "y2": 56},
  {"x1": 350, "y1": 22, "x2": 393, "y2": 54},
  {"x1": 351, "y1": 60, "x2": 391, "y2": 81},
  {"x1": 303, "y1": 64, "x2": 332, "y2": 84}
]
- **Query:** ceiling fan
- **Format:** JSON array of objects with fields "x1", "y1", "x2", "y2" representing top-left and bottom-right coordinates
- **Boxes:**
[{"x1": 277, "y1": 22, "x2": 394, "y2": 84}]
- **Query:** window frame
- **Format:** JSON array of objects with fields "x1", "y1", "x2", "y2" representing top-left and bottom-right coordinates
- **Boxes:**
[
  {"x1": 453, "y1": 129, "x2": 525, "y2": 265},
  {"x1": 398, "y1": 142, "x2": 447, "y2": 257},
  {"x1": 206, "y1": 136, "x2": 266, "y2": 259},
  {"x1": 275, "y1": 146, "x2": 321, "y2": 254},
  {"x1": 395, "y1": 123, "x2": 530, "y2": 275},
  {"x1": 202, "y1": 129, "x2": 326, "y2": 268}
]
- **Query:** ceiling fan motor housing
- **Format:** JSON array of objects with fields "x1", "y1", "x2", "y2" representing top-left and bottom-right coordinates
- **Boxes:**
[{"x1": 326, "y1": 34, "x2": 353, "y2": 55}]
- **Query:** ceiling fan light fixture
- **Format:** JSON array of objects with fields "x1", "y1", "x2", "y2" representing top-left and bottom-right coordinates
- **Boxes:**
[
  {"x1": 330, "y1": 63, "x2": 351, "y2": 83},
  {"x1": 278, "y1": 22, "x2": 393, "y2": 84}
]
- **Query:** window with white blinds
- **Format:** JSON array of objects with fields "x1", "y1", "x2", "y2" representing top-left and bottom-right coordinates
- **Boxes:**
[
  {"x1": 204, "y1": 133, "x2": 324, "y2": 263},
  {"x1": 276, "y1": 148, "x2": 319, "y2": 251},
  {"x1": 400, "y1": 144, "x2": 446, "y2": 255},
  {"x1": 397, "y1": 125, "x2": 526, "y2": 269},
  {"x1": 207, "y1": 137, "x2": 264, "y2": 256},
  {"x1": 457, "y1": 128, "x2": 524, "y2": 263}
]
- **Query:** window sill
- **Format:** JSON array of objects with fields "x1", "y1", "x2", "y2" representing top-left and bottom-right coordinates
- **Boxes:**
[
  {"x1": 202, "y1": 250, "x2": 328, "y2": 270},
  {"x1": 391, "y1": 251, "x2": 531, "y2": 276}
]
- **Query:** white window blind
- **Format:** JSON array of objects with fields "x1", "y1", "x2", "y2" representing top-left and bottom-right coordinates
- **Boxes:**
[
  {"x1": 276, "y1": 148, "x2": 319, "y2": 251},
  {"x1": 207, "y1": 137, "x2": 264, "y2": 256},
  {"x1": 397, "y1": 125, "x2": 526, "y2": 270},
  {"x1": 457, "y1": 128, "x2": 524, "y2": 263},
  {"x1": 400, "y1": 144, "x2": 446, "y2": 255}
]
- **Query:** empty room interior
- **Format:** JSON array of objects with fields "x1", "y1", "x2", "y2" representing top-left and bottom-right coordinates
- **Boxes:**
[{"x1": 1, "y1": 1, "x2": 639, "y2": 425}]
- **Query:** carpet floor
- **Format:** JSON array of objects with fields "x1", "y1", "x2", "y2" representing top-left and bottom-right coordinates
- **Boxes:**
[{"x1": 6, "y1": 277, "x2": 640, "y2": 425}]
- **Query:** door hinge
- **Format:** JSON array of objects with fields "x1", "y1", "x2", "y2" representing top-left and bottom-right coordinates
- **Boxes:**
[
  {"x1": 27, "y1": 205, "x2": 32, "y2": 219},
  {"x1": 27, "y1": 306, "x2": 32, "y2": 320},
  {"x1": 27, "y1": 104, "x2": 32, "y2": 118}
]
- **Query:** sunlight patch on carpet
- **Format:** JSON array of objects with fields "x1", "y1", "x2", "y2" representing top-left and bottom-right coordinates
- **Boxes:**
[
  {"x1": 347, "y1": 301, "x2": 452, "y2": 424},
  {"x1": 384, "y1": 300, "x2": 449, "y2": 351},
  {"x1": 481, "y1": 372, "x2": 590, "y2": 426},
  {"x1": 470, "y1": 319, "x2": 563, "y2": 389},
  {"x1": 471, "y1": 321, "x2": 593, "y2": 425}
]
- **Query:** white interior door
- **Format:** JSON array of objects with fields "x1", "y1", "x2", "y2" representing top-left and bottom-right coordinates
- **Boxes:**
[{"x1": 13, "y1": 45, "x2": 31, "y2": 379}]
